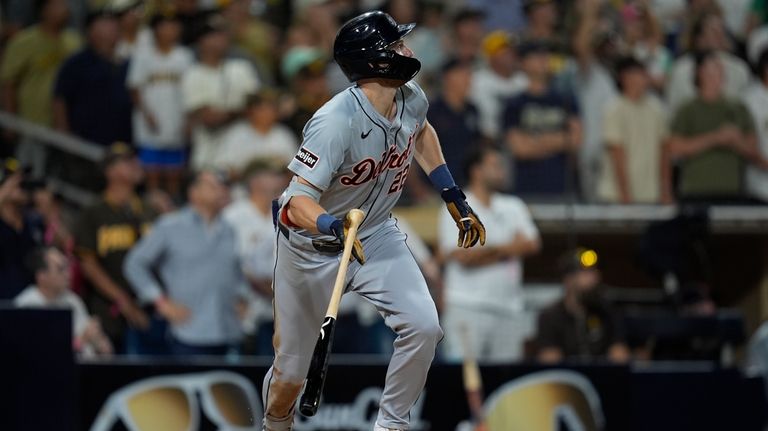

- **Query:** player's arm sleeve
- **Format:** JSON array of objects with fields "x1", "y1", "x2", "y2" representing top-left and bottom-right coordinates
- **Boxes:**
[
  {"x1": 123, "y1": 220, "x2": 168, "y2": 303},
  {"x1": 286, "y1": 113, "x2": 349, "y2": 191}
]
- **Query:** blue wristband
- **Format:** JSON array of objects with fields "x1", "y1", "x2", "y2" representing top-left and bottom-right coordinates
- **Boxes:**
[
  {"x1": 316, "y1": 213, "x2": 339, "y2": 236},
  {"x1": 428, "y1": 164, "x2": 456, "y2": 192}
]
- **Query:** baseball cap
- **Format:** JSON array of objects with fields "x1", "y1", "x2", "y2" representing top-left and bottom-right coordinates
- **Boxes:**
[
  {"x1": 101, "y1": 142, "x2": 137, "y2": 169},
  {"x1": 559, "y1": 248, "x2": 599, "y2": 276},
  {"x1": 194, "y1": 13, "x2": 228, "y2": 42},
  {"x1": 482, "y1": 30, "x2": 515, "y2": 57},
  {"x1": 149, "y1": 6, "x2": 178, "y2": 28},
  {"x1": 440, "y1": 57, "x2": 471, "y2": 75}
]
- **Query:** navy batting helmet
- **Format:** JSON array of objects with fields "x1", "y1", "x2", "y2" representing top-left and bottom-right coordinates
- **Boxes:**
[{"x1": 333, "y1": 11, "x2": 421, "y2": 83}]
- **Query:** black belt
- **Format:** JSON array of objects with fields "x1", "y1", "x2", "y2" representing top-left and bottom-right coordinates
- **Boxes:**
[{"x1": 278, "y1": 222, "x2": 344, "y2": 254}]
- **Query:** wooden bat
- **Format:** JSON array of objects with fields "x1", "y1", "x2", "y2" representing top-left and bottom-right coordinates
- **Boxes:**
[
  {"x1": 460, "y1": 324, "x2": 488, "y2": 431},
  {"x1": 299, "y1": 208, "x2": 365, "y2": 417}
]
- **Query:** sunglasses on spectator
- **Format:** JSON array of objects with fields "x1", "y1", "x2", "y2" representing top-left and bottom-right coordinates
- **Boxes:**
[{"x1": 90, "y1": 371, "x2": 262, "y2": 431}]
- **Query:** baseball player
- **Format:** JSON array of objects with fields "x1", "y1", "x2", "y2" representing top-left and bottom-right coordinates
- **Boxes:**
[{"x1": 263, "y1": 11, "x2": 486, "y2": 431}]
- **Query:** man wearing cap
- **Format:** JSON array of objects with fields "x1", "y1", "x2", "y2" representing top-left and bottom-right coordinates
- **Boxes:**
[
  {"x1": 124, "y1": 169, "x2": 249, "y2": 356},
  {"x1": 470, "y1": 30, "x2": 528, "y2": 141},
  {"x1": 503, "y1": 40, "x2": 582, "y2": 199},
  {"x1": 181, "y1": 14, "x2": 259, "y2": 171},
  {"x1": 73, "y1": 143, "x2": 158, "y2": 354},
  {"x1": 535, "y1": 248, "x2": 630, "y2": 364}
]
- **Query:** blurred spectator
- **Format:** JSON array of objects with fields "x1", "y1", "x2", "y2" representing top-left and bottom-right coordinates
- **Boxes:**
[
  {"x1": 282, "y1": 56, "x2": 331, "y2": 138},
  {"x1": 214, "y1": 90, "x2": 298, "y2": 176},
  {"x1": 124, "y1": 170, "x2": 247, "y2": 356},
  {"x1": 221, "y1": 0, "x2": 278, "y2": 85},
  {"x1": 747, "y1": 20, "x2": 768, "y2": 64},
  {"x1": 15, "y1": 246, "x2": 112, "y2": 357},
  {"x1": 128, "y1": 11, "x2": 193, "y2": 197},
  {"x1": 667, "y1": 12, "x2": 751, "y2": 110},
  {"x1": 0, "y1": 160, "x2": 44, "y2": 300},
  {"x1": 223, "y1": 159, "x2": 289, "y2": 355},
  {"x1": 469, "y1": 31, "x2": 527, "y2": 141},
  {"x1": 53, "y1": 11, "x2": 133, "y2": 146},
  {"x1": 33, "y1": 186, "x2": 83, "y2": 294},
  {"x1": 405, "y1": 1, "x2": 449, "y2": 94},
  {"x1": 428, "y1": 58, "x2": 482, "y2": 188},
  {"x1": 111, "y1": 0, "x2": 146, "y2": 61},
  {"x1": 569, "y1": 0, "x2": 619, "y2": 202},
  {"x1": 535, "y1": 248, "x2": 630, "y2": 364},
  {"x1": 503, "y1": 41, "x2": 582, "y2": 199},
  {"x1": 73, "y1": 143, "x2": 157, "y2": 354},
  {"x1": 451, "y1": 8, "x2": 485, "y2": 63},
  {"x1": 521, "y1": 0, "x2": 568, "y2": 75},
  {"x1": 598, "y1": 58, "x2": 669, "y2": 204},
  {"x1": 440, "y1": 147, "x2": 540, "y2": 363},
  {"x1": 0, "y1": 0, "x2": 80, "y2": 171},
  {"x1": 666, "y1": 51, "x2": 763, "y2": 202},
  {"x1": 182, "y1": 14, "x2": 259, "y2": 171},
  {"x1": 621, "y1": 1, "x2": 673, "y2": 92},
  {"x1": 742, "y1": 50, "x2": 768, "y2": 202}
]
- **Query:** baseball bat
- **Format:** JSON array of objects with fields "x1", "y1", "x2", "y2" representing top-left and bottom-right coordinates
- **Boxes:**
[{"x1": 299, "y1": 208, "x2": 365, "y2": 417}]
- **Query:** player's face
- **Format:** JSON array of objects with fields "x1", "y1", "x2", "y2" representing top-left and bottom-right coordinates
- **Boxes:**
[{"x1": 389, "y1": 39, "x2": 414, "y2": 58}]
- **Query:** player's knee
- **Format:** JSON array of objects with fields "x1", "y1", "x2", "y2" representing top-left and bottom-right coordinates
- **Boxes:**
[{"x1": 411, "y1": 314, "x2": 444, "y2": 347}]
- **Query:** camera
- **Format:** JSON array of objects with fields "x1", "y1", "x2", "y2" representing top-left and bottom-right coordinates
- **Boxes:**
[{"x1": 0, "y1": 159, "x2": 46, "y2": 191}]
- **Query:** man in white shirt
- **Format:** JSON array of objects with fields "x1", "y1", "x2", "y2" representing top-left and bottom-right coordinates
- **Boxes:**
[
  {"x1": 439, "y1": 147, "x2": 541, "y2": 363},
  {"x1": 214, "y1": 90, "x2": 298, "y2": 175},
  {"x1": 666, "y1": 13, "x2": 751, "y2": 110},
  {"x1": 742, "y1": 50, "x2": 768, "y2": 202},
  {"x1": 469, "y1": 30, "x2": 527, "y2": 141},
  {"x1": 223, "y1": 158, "x2": 289, "y2": 352},
  {"x1": 128, "y1": 11, "x2": 194, "y2": 196},
  {"x1": 15, "y1": 246, "x2": 112, "y2": 357},
  {"x1": 181, "y1": 15, "x2": 259, "y2": 171}
]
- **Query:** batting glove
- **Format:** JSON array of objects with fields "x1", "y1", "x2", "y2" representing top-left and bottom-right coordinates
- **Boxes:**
[
  {"x1": 318, "y1": 214, "x2": 366, "y2": 265},
  {"x1": 441, "y1": 186, "x2": 486, "y2": 248}
]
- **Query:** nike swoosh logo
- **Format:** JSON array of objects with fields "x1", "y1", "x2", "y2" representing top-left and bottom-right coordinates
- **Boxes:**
[{"x1": 361, "y1": 129, "x2": 372, "y2": 139}]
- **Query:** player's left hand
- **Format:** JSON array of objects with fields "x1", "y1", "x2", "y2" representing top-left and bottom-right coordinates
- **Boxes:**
[
  {"x1": 328, "y1": 218, "x2": 366, "y2": 265},
  {"x1": 441, "y1": 186, "x2": 486, "y2": 248}
]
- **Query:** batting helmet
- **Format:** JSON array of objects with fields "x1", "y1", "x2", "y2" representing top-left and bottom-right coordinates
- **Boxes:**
[{"x1": 333, "y1": 11, "x2": 421, "y2": 83}]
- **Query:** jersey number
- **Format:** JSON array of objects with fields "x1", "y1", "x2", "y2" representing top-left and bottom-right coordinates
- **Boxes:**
[{"x1": 388, "y1": 164, "x2": 410, "y2": 194}]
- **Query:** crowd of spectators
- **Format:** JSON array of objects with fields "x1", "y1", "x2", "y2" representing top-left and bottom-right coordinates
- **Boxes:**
[{"x1": 1, "y1": 0, "x2": 767, "y2": 363}]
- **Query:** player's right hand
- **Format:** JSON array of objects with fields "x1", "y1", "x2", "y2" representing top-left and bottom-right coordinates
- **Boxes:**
[{"x1": 328, "y1": 218, "x2": 366, "y2": 265}]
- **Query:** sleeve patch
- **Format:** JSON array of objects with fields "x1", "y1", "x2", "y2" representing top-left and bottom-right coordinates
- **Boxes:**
[{"x1": 295, "y1": 147, "x2": 320, "y2": 169}]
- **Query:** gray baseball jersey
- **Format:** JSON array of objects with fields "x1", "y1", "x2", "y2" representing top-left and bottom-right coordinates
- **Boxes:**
[
  {"x1": 264, "y1": 81, "x2": 443, "y2": 431},
  {"x1": 286, "y1": 81, "x2": 428, "y2": 238}
]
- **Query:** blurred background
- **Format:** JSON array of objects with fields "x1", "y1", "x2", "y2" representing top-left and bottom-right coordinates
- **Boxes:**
[{"x1": 1, "y1": 0, "x2": 768, "y2": 430}]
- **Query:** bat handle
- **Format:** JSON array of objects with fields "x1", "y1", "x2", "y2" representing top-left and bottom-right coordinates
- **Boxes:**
[{"x1": 299, "y1": 316, "x2": 336, "y2": 416}]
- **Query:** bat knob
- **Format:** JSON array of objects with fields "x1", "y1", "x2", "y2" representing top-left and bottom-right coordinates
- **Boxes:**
[
  {"x1": 299, "y1": 398, "x2": 319, "y2": 417},
  {"x1": 346, "y1": 209, "x2": 365, "y2": 226}
]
